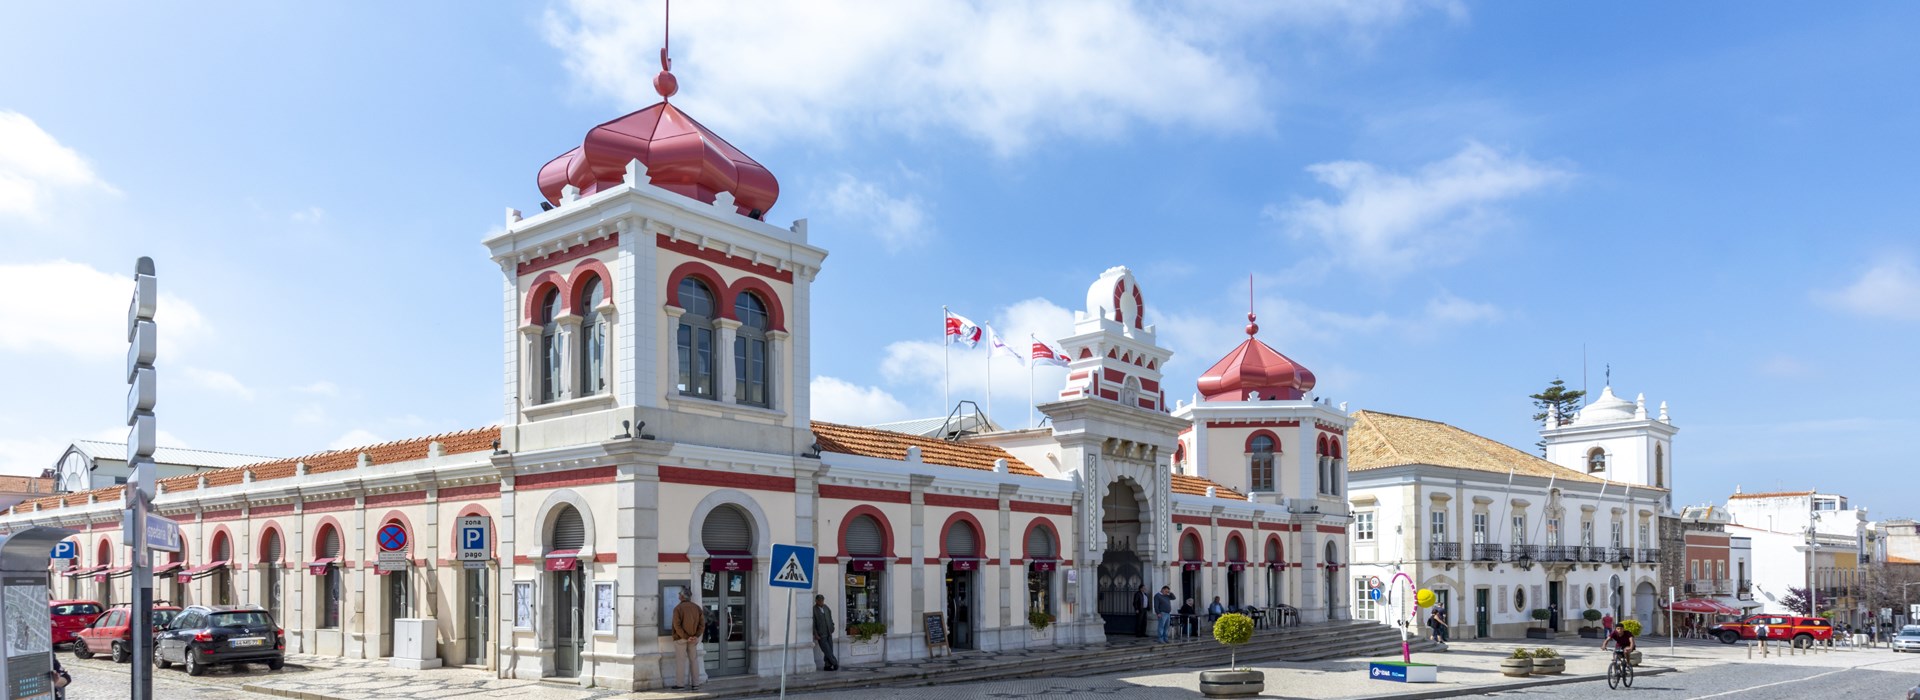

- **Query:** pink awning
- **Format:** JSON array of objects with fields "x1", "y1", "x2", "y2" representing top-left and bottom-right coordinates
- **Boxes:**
[
  {"x1": 175, "y1": 560, "x2": 227, "y2": 583},
  {"x1": 1663, "y1": 598, "x2": 1740, "y2": 615},
  {"x1": 306, "y1": 557, "x2": 337, "y2": 575},
  {"x1": 152, "y1": 561, "x2": 185, "y2": 575},
  {"x1": 545, "y1": 549, "x2": 581, "y2": 571}
]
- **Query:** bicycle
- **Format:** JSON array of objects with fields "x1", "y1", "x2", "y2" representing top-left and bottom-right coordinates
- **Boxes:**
[{"x1": 1606, "y1": 648, "x2": 1634, "y2": 689}]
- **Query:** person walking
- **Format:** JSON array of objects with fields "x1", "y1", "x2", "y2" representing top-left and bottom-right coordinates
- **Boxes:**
[
  {"x1": 1135, "y1": 585, "x2": 1152, "y2": 637},
  {"x1": 670, "y1": 587, "x2": 706, "y2": 690},
  {"x1": 1428, "y1": 606, "x2": 1450, "y2": 644},
  {"x1": 812, "y1": 594, "x2": 839, "y2": 671},
  {"x1": 1153, "y1": 586, "x2": 1176, "y2": 643},
  {"x1": 1754, "y1": 619, "x2": 1770, "y2": 655}
]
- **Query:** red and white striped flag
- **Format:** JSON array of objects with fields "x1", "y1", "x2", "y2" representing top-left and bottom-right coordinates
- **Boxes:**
[
  {"x1": 945, "y1": 311, "x2": 982, "y2": 348},
  {"x1": 1031, "y1": 335, "x2": 1069, "y2": 367}
]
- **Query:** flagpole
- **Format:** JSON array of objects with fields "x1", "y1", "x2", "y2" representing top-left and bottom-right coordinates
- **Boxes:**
[
  {"x1": 943, "y1": 306, "x2": 951, "y2": 415},
  {"x1": 985, "y1": 341, "x2": 993, "y2": 427},
  {"x1": 1028, "y1": 359, "x2": 1036, "y2": 430}
]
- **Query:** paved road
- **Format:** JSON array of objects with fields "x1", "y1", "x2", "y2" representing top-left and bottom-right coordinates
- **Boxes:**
[
  {"x1": 1490, "y1": 653, "x2": 1920, "y2": 700},
  {"x1": 61, "y1": 654, "x2": 261, "y2": 700}
]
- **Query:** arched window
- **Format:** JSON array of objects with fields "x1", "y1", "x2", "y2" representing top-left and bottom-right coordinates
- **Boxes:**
[
  {"x1": 1248, "y1": 435, "x2": 1276, "y2": 492},
  {"x1": 676, "y1": 278, "x2": 717, "y2": 399},
  {"x1": 1172, "y1": 442, "x2": 1186, "y2": 472},
  {"x1": 1326, "y1": 438, "x2": 1343, "y2": 496},
  {"x1": 734, "y1": 291, "x2": 771, "y2": 408},
  {"x1": 577, "y1": 275, "x2": 605, "y2": 398},
  {"x1": 538, "y1": 288, "x2": 563, "y2": 404},
  {"x1": 1586, "y1": 447, "x2": 1607, "y2": 474},
  {"x1": 318, "y1": 525, "x2": 343, "y2": 628},
  {"x1": 210, "y1": 532, "x2": 233, "y2": 606}
]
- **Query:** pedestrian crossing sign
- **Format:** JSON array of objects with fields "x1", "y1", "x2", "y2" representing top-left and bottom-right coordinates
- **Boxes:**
[{"x1": 769, "y1": 543, "x2": 815, "y2": 590}]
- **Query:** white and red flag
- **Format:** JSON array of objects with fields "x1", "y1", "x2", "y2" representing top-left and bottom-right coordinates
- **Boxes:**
[
  {"x1": 945, "y1": 311, "x2": 983, "y2": 348},
  {"x1": 988, "y1": 325, "x2": 1025, "y2": 365},
  {"x1": 1030, "y1": 335, "x2": 1069, "y2": 367}
]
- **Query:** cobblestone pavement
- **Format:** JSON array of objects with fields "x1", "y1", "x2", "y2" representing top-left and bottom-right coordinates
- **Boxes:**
[{"x1": 62, "y1": 653, "x2": 266, "y2": 699}]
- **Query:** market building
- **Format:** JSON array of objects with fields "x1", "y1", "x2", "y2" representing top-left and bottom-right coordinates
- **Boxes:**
[{"x1": 0, "y1": 53, "x2": 1353, "y2": 691}]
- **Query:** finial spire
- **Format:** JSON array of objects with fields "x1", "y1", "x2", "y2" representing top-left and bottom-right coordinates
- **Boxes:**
[
  {"x1": 653, "y1": 0, "x2": 679, "y2": 99},
  {"x1": 1245, "y1": 273, "x2": 1258, "y2": 337}
]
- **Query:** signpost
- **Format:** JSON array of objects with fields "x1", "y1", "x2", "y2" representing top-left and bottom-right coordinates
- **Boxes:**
[
  {"x1": 768, "y1": 544, "x2": 815, "y2": 700},
  {"x1": 125, "y1": 258, "x2": 160, "y2": 700},
  {"x1": 457, "y1": 516, "x2": 489, "y2": 561}
]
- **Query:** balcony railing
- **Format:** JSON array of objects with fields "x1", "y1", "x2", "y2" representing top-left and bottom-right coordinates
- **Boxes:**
[
  {"x1": 1427, "y1": 541, "x2": 1460, "y2": 561},
  {"x1": 1472, "y1": 543, "x2": 1503, "y2": 561},
  {"x1": 1507, "y1": 544, "x2": 1539, "y2": 562},
  {"x1": 1686, "y1": 579, "x2": 1731, "y2": 596},
  {"x1": 1541, "y1": 545, "x2": 1574, "y2": 562},
  {"x1": 1578, "y1": 545, "x2": 1606, "y2": 562},
  {"x1": 1638, "y1": 548, "x2": 1660, "y2": 564}
]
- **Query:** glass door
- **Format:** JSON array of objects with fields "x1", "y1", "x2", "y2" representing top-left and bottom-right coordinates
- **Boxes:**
[
  {"x1": 553, "y1": 570, "x2": 583, "y2": 677},
  {"x1": 464, "y1": 568, "x2": 489, "y2": 666},
  {"x1": 702, "y1": 570, "x2": 752, "y2": 676},
  {"x1": 945, "y1": 569, "x2": 975, "y2": 650}
]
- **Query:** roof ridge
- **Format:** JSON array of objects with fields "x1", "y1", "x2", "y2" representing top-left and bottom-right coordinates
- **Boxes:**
[{"x1": 71, "y1": 440, "x2": 275, "y2": 459}]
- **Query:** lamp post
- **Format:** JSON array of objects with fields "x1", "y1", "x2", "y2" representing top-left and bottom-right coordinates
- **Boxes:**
[{"x1": 1806, "y1": 512, "x2": 1822, "y2": 618}]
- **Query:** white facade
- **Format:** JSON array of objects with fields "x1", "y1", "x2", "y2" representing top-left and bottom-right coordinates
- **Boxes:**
[
  {"x1": 1541, "y1": 386, "x2": 1678, "y2": 513},
  {"x1": 1723, "y1": 490, "x2": 1870, "y2": 618}
]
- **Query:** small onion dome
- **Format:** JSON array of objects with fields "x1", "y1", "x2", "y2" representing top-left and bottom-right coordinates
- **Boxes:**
[
  {"x1": 1195, "y1": 313, "x2": 1316, "y2": 401},
  {"x1": 1572, "y1": 385, "x2": 1636, "y2": 425},
  {"x1": 537, "y1": 101, "x2": 780, "y2": 219}
]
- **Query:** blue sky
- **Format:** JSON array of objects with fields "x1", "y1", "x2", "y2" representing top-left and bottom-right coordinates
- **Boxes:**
[{"x1": 2, "y1": 1, "x2": 1915, "y2": 516}]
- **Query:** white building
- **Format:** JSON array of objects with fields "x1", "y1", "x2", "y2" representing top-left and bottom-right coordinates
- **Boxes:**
[
  {"x1": 1346, "y1": 401, "x2": 1669, "y2": 639},
  {"x1": 1723, "y1": 490, "x2": 1869, "y2": 620}
]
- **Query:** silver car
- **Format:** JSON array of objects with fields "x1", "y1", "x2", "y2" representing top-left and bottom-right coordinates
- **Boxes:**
[{"x1": 1894, "y1": 625, "x2": 1920, "y2": 653}]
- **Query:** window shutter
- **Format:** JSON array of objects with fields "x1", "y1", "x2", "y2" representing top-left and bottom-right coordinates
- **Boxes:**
[
  {"x1": 1025, "y1": 525, "x2": 1054, "y2": 559},
  {"x1": 552, "y1": 506, "x2": 587, "y2": 551},
  {"x1": 320, "y1": 528, "x2": 341, "y2": 558},
  {"x1": 264, "y1": 533, "x2": 281, "y2": 562},
  {"x1": 702, "y1": 506, "x2": 752, "y2": 554},
  {"x1": 945, "y1": 521, "x2": 979, "y2": 558},
  {"x1": 1226, "y1": 537, "x2": 1244, "y2": 562},
  {"x1": 1181, "y1": 534, "x2": 1199, "y2": 561},
  {"x1": 846, "y1": 515, "x2": 884, "y2": 557}
]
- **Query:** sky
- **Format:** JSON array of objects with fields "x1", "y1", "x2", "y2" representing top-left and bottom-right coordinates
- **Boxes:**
[{"x1": 1, "y1": 2, "x2": 1916, "y2": 517}]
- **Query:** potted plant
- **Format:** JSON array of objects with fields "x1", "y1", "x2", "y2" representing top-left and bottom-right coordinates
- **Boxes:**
[
  {"x1": 846, "y1": 621, "x2": 887, "y2": 662},
  {"x1": 1199, "y1": 613, "x2": 1263, "y2": 697},
  {"x1": 1579, "y1": 609, "x2": 1604, "y2": 639},
  {"x1": 1619, "y1": 620, "x2": 1644, "y2": 666},
  {"x1": 1527, "y1": 608, "x2": 1555, "y2": 639},
  {"x1": 1531, "y1": 647, "x2": 1564, "y2": 674},
  {"x1": 1499, "y1": 647, "x2": 1534, "y2": 677},
  {"x1": 849, "y1": 621, "x2": 887, "y2": 643},
  {"x1": 1028, "y1": 609, "x2": 1056, "y2": 641}
]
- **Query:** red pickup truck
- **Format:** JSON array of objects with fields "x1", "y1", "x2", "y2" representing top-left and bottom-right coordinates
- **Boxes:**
[{"x1": 1710, "y1": 614, "x2": 1833, "y2": 647}]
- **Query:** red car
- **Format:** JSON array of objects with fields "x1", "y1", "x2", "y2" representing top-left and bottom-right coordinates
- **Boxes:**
[
  {"x1": 49, "y1": 600, "x2": 103, "y2": 648},
  {"x1": 75, "y1": 605, "x2": 182, "y2": 663},
  {"x1": 1710, "y1": 614, "x2": 1834, "y2": 647}
]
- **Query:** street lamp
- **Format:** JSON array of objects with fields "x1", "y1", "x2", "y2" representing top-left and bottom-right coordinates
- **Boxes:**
[{"x1": 1805, "y1": 511, "x2": 1823, "y2": 619}]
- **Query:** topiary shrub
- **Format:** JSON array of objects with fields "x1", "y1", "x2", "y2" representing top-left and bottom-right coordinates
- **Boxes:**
[
  {"x1": 1620, "y1": 619, "x2": 1643, "y2": 635},
  {"x1": 1533, "y1": 647, "x2": 1558, "y2": 658},
  {"x1": 1213, "y1": 612, "x2": 1255, "y2": 669},
  {"x1": 1583, "y1": 609, "x2": 1603, "y2": 622},
  {"x1": 1509, "y1": 647, "x2": 1534, "y2": 659}
]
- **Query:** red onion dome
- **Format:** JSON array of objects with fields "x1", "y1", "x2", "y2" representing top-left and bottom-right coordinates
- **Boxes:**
[
  {"x1": 537, "y1": 101, "x2": 779, "y2": 219},
  {"x1": 1195, "y1": 313, "x2": 1316, "y2": 401}
]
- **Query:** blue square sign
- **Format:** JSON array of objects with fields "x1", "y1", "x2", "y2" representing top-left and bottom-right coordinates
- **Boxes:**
[
  {"x1": 769, "y1": 544, "x2": 815, "y2": 590},
  {"x1": 50, "y1": 541, "x2": 75, "y2": 559}
]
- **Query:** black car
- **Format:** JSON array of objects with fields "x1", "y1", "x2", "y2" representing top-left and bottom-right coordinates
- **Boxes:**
[{"x1": 154, "y1": 605, "x2": 285, "y2": 676}]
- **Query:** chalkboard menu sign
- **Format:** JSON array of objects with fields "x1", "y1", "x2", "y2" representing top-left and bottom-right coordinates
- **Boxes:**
[{"x1": 924, "y1": 612, "x2": 948, "y2": 654}]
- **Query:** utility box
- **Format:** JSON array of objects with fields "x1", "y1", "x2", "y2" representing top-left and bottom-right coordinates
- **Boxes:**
[
  {"x1": 0, "y1": 527, "x2": 76, "y2": 700},
  {"x1": 389, "y1": 618, "x2": 442, "y2": 670}
]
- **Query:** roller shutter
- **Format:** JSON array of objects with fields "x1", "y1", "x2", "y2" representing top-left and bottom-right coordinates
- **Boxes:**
[
  {"x1": 320, "y1": 527, "x2": 341, "y2": 558},
  {"x1": 1025, "y1": 525, "x2": 1055, "y2": 559},
  {"x1": 1226, "y1": 537, "x2": 1244, "y2": 562},
  {"x1": 846, "y1": 515, "x2": 884, "y2": 557},
  {"x1": 1181, "y1": 534, "x2": 1200, "y2": 561},
  {"x1": 552, "y1": 506, "x2": 586, "y2": 550},
  {"x1": 702, "y1": 506, "x2": 752, "y2": 553},
  {"x1": 944, "y1": 521, "x2": 979, "y2": 558}
]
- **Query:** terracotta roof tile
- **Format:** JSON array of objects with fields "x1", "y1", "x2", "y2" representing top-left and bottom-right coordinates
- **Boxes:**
[
  {"x1": 1349, "y1": 411, "x2": 1665, "y2": 492},
  {"x1": 1172, "y1": 474, "x2": 1245, "y2": 500},
  {"x1": 811, "y1": 422, "x2": 1040, "y2": 476}
]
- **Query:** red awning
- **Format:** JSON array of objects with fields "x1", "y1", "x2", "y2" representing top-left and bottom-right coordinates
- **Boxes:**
[
  {"x1": 152, "y1": 561, "x2": 185, "y2": 575},
  {"x1": 105, "y1": 565, "x2": 132, "y2": 579},
  {"x1": 1028, "y1": 559, "x2": 1058, "y2": 572},
  {"x1": 176, "y1": 560, "x2": 227, "y2": 583},
  {"x1": 845, "y1": 558, "x2": 887, "y2": 572},
  {"x1": 64, "y1": 565, "x2": 104, "y2": 578},
  {"x1": 306, "y1": 557, "x2": 337, "y2": 575},
  {"x1": 1227, "y1": 562, "x2": 1247, "y2": 572},
  {"x1": 707, "y1": 555, "x2": 754, "y2": 572},
  {"x1": 545, "y1": 549, "x2": 581, "y2": 571},
  {"x1": 947, "y1": 559, "x2": 981, "y2": 572},
  {"x1": 1663, "y1": 598, "x2": 1740, "y2": 615}
]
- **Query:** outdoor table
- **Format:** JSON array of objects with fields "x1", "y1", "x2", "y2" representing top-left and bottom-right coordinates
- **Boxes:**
[{"x1": 1249, "y1": 608, "x2": 1269, "y2": 629}]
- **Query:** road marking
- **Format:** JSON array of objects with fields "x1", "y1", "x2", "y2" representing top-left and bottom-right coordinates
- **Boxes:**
[{"x1": 1685, "y1": 657, "x2": 1915, "y2": 700}]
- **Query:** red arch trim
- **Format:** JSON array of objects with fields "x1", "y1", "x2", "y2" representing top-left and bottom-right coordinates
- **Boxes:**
[
  {"x1": 1132, "y1": 287, "x2": 1144, "y2": 330},
  {"x1": 568, "y1": 259, "x2": 615, "y2": 314},
  {"x1": 1224, "y1": 531, "x2": 1247, "y2": 562},
  {"x1": 1179, "y1": 527, "x2": 1204, "y2": 561},
  {"x1": 257, "y1": 522, "x2": 286, "y2": 564},
  {"x1": 938, "y1": 511, "x2": 987, "y2": 558},
  {"x1": 312, "y1": 518, "x2": 346, "y2": 557},
  {"x1": 1113, "y1": 279, "x2": 1126, "y2": 324},
  {"x1": 837, "y1": 505, "x2": 895, "y2": 559},
  {"x1": 96, "y1": 539, "x2": 112, "y2": 566},
  {"x1": 665, "y1": 261, "x2": 727, "y2": 311},
  {"x1": 1327, "y1": 437, "x2": 1342, "y2": 459},
  {"x1": 1264, "y1": 533, "x2": 1285, "y2": 563},
  {"x1": 1246, "y1": 429, "x2": 1282, "y2": 452},
  {"x1": 454, "y1": 505, "x2": 497, "y2": 557},
  {"x1": 727, "y1": 276, "x2": 788, "y2": 332},
  {"x1": 208, "y1": 525, "x2": 235, "y2": 561},
  {"x1": 1020, "y1": 517, "x2": 1060, "y2": 560},
  {"x1": 523, "y1": 271, "x2": 569, "y2": 324}
]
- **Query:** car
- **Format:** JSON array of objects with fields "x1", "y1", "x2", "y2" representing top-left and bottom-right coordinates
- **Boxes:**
[
  {"x1": 1709, "y1": 614, "x2": 1834, "y2": 647},
  {"x1": 1893, "y1": 625, "x2": 1920, "y2": 653},
  {"x1": 74, "y1": 605, "x2": 181, "y2": 662},
  {"x1": 153, "y1": 605, "x2": 285, "y2": 676},
  {"x1": 49, "y1": 600, "x2": 104, "y2": 649}
]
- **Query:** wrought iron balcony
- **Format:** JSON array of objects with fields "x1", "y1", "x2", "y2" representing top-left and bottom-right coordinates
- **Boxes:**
[
  {"x1": 1427, "y1": 541, "x2": 1460, "y2": 561},
  {"x1": 1612, "y1": 547, "x2": 1634, "y2": 563},
  {"x1": 1638, "y1": 548, "x2": 1660, "y2": 564},
  {"x1": 1541, "y1": 545, "x2": 1575, "y2": 562},
  {"x1": 1472, "y1": 543, "x2": 1503, "y2": 561},
  {"x1": 1507, "y1": 544, "x2": 1539, "y2": 562}
]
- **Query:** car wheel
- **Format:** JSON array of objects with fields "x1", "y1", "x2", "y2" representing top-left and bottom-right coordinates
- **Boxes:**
[
  {"x1": 155, "y1": 647, "x2": 172, "y2": 669},
  {"x1": 1719, "y1": 631, "x2": 1739, "y2": 644},
  {"x1": 73, "y1": 643, "x2": 93, "y2": 660},
  {"x1": 1794, "y1": 634, "x2": 1812, "y2": 649},
  {"x1": 112, "y1": 641, "x2": 130, "y2": 663},
  {"x1": 185, "y1": 647, "x2": 207, "y2": 676},
  {"x1": 267, "y1": 659, "x2": 285, "y2": 671}
]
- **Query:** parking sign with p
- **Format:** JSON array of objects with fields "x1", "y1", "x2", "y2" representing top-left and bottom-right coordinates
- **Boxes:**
[{"x1": 458, "y1": 516, "x2": 490, "y2": 561}]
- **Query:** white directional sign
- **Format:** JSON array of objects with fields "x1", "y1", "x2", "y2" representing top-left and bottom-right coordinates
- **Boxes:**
[
  {"x1": 457, "y1": 516, "x2": 490, "y2": 561},
  {"x1": 769, "y1": 544, "x2": 814, "y2": 590}
]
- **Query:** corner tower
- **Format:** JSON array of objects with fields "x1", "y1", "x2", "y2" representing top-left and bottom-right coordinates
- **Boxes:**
[{"x1": 1541, "y1": 385, "x2": 1678, "y2": 512}]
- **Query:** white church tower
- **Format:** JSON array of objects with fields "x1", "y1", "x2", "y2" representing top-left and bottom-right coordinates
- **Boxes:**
[{"x1": 1541, "y1": 385, "x2": 1678, "y2": 512}]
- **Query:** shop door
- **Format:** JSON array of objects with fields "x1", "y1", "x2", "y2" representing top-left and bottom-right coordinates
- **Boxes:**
[
  {"x1": 1096, "y1": 550, "x2": 1143, "y2": 635},
  {"x1": 553, "y1": 569, "x2": 583, "y2": 677},
  {"x1": 945, "y1": 569, "x2": 975, "y2": 650},
  {"x1": 1475, "y1": 589, "x2": 1490, "y2": 638},
  {"x1": 384, "y1": 571, "x2": 411, "y2": 657},
  {"x1": 463, "y1": 567, "x2": 489, "y2": 666},
  {"x1": 702, "y1": 570, "x2": 752, "y2": 676},
  {"x1": 1548, "y1": 583, "x2": 1562, "y2": 632}
]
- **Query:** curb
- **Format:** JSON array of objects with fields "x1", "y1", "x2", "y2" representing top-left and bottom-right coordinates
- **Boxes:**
[
  {"x1": 241, "y1": 685, "x2": 334, "y2": 700},
  {"x1": 1341, "y1": 665, "x2": 1676, "y2": 700}
]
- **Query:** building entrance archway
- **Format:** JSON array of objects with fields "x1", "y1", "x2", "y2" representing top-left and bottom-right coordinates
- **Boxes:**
[{"x1": 1098, "y1": 479, "x2": 1149, "y2": 636}]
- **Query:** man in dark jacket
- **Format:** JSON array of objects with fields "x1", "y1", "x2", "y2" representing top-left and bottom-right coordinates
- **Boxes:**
[
  {"x1": 812, "y1": 594, "x2": 839, "y2": 671},
  {"x1": 1135, "y1": 585, "x2": 1151, "y2": 637}
]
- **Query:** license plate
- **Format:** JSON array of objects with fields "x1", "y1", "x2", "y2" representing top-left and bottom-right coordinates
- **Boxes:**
[{"x1": 230, "y1": 637, "x2": 265, "y2": 648}]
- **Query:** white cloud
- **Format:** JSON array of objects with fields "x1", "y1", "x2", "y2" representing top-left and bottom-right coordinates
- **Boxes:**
[
  {"x1": 879, "y1": 298, "x2": 1077, "y2": 425},
  {"x1": 291, "y1": 405, "x2": 328, "y2": 426},
  {"x1": 821, "y1": 174, "x2": 934, "y2": 251},
  {"x1": 543, "y1": 1, "x2": 1455, "y2": 155},
  {"x1": 179, "y1": 367, "x2": 255, "y2": 401},
  {"x1": 810, "y1": 376, "x2": 914, "y2": 426},
  {"x1": 84, "y1": 426, "x2": 187, "y2": 448},
  {"x1": 0, "y1": 260, "x2": 208, "y2": 358},
  {"x1": 1155, "y1": 291, "x2": 1500, "y2": 374},
  {"x1": 1269, "y1": 142, "x2": 1572, "y2": 276},
  {"x1": 1817, "y1": 256, "x2": 1920, "y2": 321},
  {"x1": 291, "y1": 207, "x2": 326, "y2": 223},
  {"x1": 0, "y1": 111, "x2": 114, "y2": 219},
  {"x1": 0, "y1": 436, "x2": 69, "y2": 476},
  {"x1": 293, "y1": 381, "x2": 340, "y2": 397},
  {"x1": 328, "y1": 429, "x2": 383, "y2": 451}
]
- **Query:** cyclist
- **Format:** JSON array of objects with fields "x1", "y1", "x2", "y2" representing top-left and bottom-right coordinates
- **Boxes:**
[{"x1": 1601, "y1": 620, "x2": 1636, "y2": 660}]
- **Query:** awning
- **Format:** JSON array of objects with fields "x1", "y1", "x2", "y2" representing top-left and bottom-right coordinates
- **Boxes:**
[
  {"x1": 1028, "y1": 559, "x2": 1058, "y2": 572},
  {"x1": 845, "y1": 557, "x2": 887, "y2": 573},
  {"x1": 947, "y1": 558, "x2": 982, "y2": 572},
  {"x1": 306, "y1": 557, "x2": 337, "y2": 575},
  {"x1": 1227, "y1": 562, "x2": 1247, "y2": 572},
  {"x1": 1180, "y1": 561, "x2": 1203, "y2": 571},
  {"x1": 545, "y1": 549, "x2": 581, "y2": 571},
  {"x1": 64, "y1": 565, "x2": 104, "y2": 578},
  {"x1": 706, "y1": 554, "x2": 753, "y2": 572},
  {"x1": 152, "y1": 561, "x2": 185, "y2": 576},
  {"x1": 1663, "y1": 598, "x2": 1740, "y2": 615},
  {"x1": 176, "y1": 560, "x2": 227, "y2": 583},
  {"x1": 100, "y1": 566, "x2": 131, "y2": 581}
]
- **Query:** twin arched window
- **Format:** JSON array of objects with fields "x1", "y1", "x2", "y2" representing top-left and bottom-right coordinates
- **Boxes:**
[
  {"x1": 1248, "y1": 435, "x2": 1276, "y2": 492},
  {"x1": 677, "y1": 276, "x2": 776, "y2": 407},
  {"x1": 578, "y1": 276, "x2": 606, "y2": 397},
  {"x1": 677, "y1": 278, "x2": 718, "y2": 398},
  {"x1": 735, "y1": 292, "x2": 771, "y2": 407},
  {"x1": 538, "y1": 288, "x2": 563, "y2": 404}
]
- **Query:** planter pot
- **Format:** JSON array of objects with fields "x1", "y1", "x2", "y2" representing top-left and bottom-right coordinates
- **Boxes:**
[
  {"x1": 846, "y1": 638, "x2": 883, "y2": 663},
  {"x1": 1029, "y1": 626, "x2": 1054, "y2": 642},
  {"x1": 1526, "y1": 628, "x2": 1556, "y2": 639},
  {"x1": 1628, "y1": 650, "x2": 1643, "y2": 667},
  {"x1": 1532, "y1": 657, "x2": 1565, "y2": 675},
  {"x1": 1499, "y1": 659, "x2": 1534, "y2": 677},
  {"x1": 1579, "y1": 630, "x2": 1604, "y2": 639},
  {"x1": 1199, "y1": 669, "x2": 1266, "y2": 697}
]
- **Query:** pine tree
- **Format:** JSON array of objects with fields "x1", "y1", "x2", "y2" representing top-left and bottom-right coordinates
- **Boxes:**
[{"x1": 1531, "y1": 379, "x2": 1586, "y2": 452}]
